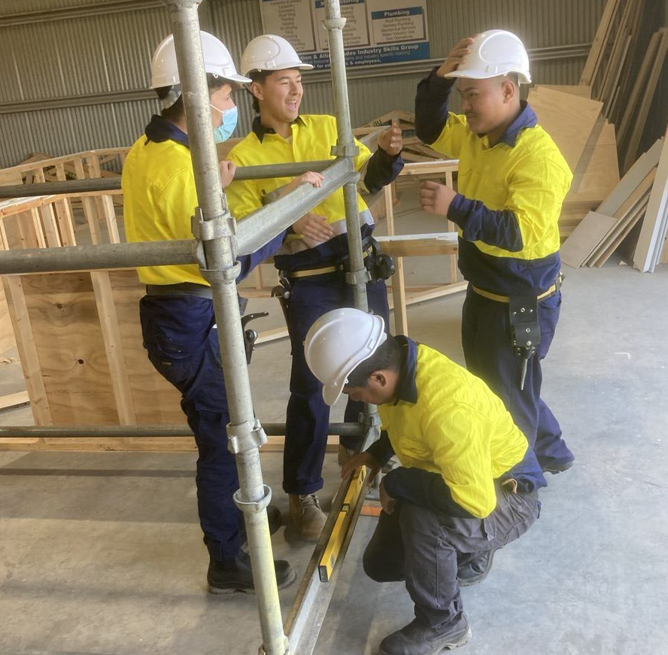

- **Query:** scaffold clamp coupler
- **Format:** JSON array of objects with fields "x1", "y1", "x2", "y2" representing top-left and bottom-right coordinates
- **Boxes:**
[
  {"x1": 234, "y1": 484, "x2": 272, "y2": 514},
  {"x1": 324, "y1": 16, "x2": 346, "y2": 30},
  {"x1": 331, "y1": 143, "x2": 359, "y2": 158},
  {"x1": 227, "y1": 418, "x2": 268, "y2": 454},
  {"x1": 345, "y1": 268, "x2": 371, "y2": 286},
  {"x1": 200, "y1": 261, "x2": 241, "y2": 286},
  {"x1": 191, "y1": 206, "x2": 236, "y2": 242}
]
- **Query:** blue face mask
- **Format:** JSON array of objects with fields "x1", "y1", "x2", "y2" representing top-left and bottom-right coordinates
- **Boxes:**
[{"x1": 211, "y1": 105, "x2": 238, "y2": 143}]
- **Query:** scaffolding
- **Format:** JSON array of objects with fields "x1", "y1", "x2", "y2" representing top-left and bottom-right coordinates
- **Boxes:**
[{"x1": 0, "y1": 1, "x2": 383, "y2": 653}]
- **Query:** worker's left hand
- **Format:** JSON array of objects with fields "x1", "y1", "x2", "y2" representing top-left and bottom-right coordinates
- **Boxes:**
[
  {"x1": 420, "y1": 180, "x2": 457, "y2": 216},
  {"x1": 379, "y1": 478, "x2": 396, "y2": 515},
  {"x1": 219, "y1": 160, "x2": 237, "y2": 189},
  {"x1": 378, "y1": 125, "x2": 403, "y2": 157}
]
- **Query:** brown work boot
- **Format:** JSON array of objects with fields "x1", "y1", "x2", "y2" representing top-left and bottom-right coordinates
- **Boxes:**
[{"x1": 289, "y1": 493, "x2": 327, "y2": 541}]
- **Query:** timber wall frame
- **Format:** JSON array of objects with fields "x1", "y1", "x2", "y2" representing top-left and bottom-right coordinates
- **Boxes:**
[{"x1": 0, "y1": 155, "x2": 462, "y2": 450}]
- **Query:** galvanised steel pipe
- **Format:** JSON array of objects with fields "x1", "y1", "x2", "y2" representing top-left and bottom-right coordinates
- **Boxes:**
[
  {"x1": 0, "y1": 240, "x2": 197, "y2": 276},
  {"x1": 235, "y1": 158, "x2": 356, "y2": 257},
  {"x1": 165, "y1": 3, "x2": 288, "y2": 654},
  {"x1": 324, "y1": 0, "x2": 369, "y2": 313},
  {"x1": 0, "y1": 161, "x2": 337, "y2": 199},
  {"x1": 0, "y1": 423, "x2": 365, "y2": 439}
]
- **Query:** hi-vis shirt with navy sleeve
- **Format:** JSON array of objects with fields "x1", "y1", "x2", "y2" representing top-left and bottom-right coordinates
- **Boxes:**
[
  {"x1": 373, "y1": 339, "x2": 537, "y2": 519},
  {"x1": 123, "y1": 115, "x2": 284, "y2": 286},
  {"x1": 225, "y1": 114, "x2": 402, "y2": 270},
  {"x1": 415, "y1": 70, "x2": 573, "y2": 296}
]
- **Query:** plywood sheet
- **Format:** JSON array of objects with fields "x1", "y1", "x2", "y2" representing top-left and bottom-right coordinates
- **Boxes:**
[
  {"x1": 560, "y1": 212, "x2": 617, "y2": 268},
  {"x1": 536, "y1": 84, "x2": 592, "y2": 98},
  {"x1": 21, "y1": 273, "x2": 120, "y2": 426},
  {"x1": 567, "y1": 120, "x2": 619, "y2": 203},
  {"x1": 528, "y1": 86, "x2": 603, "y2": 172},
  {"x1": 109, "y1": 270, "x2": 184, "y2": 426}
]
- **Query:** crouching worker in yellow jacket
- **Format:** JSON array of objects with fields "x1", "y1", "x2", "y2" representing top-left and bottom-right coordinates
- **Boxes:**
[{"x1": 304, "y1": 308, "x2": 547, "y2": 655}]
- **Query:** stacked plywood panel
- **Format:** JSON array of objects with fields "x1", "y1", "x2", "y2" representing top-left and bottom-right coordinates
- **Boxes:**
[
  {"x1": 527, "y1": 86, "x2": 620, "y2": 239},
  {"x1": 560, "y1": 139, "x2": 663, "y2": 268}
]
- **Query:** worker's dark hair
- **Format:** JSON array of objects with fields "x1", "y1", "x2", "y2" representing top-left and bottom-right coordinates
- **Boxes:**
[
  {"x1": 155, "y1": 73, "x2": 232, "y2": 122},
  {"x1": 346, "y1": 335, "x2": 402, "y2": 388},
  {"x1": 247, "y1": 70, "x2": 274, "y2": 113}
]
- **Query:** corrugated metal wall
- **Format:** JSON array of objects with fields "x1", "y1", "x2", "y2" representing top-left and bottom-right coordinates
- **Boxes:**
[{"x1": 0, "y1": 0, "x2": 608, "y2": 167}]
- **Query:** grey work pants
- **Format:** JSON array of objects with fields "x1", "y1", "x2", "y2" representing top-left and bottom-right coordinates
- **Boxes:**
[{"x1": 362, "y1": 482, "x2": 540, "y2": 628}]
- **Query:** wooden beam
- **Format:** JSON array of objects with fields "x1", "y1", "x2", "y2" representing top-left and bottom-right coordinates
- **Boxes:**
[{"x1": 0, "y1": 391, "x2": 30, "y2": 411}]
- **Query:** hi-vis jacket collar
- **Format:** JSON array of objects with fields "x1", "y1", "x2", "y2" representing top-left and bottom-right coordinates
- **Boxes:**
[
  {"x1": 144, "y1": 114, "x2": 189, "y2": 147},
  {"x1": 252, "y1": 115, "x2": 306, "y2": 142},
  {"x1": 393, "y1": 336, "x2": 419, "y2": 405},
  {"x1": 495, "y1": 101, "x2": 537, "y2": 148}
]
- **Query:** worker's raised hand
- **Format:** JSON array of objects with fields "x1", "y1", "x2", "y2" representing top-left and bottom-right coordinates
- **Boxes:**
[
  {"x1": 219, "y1": 160, "x2": 237, "y2": 188},
  {"x1": 436, "y1": 36, "x2": 476, "y2": 78},
  {"x1": 378, "y1": 125, "x2": 403, "y2": 157},
  {"x1": 340, "y1": 451, "x2": 381, "y2": 480},
  {"x1": 282, "y1": 171, "x2": 325, "y2": 196},
  {"x1": 420, "y1": 180, "x2": 457, "y2": 216},
  {"x1": 379, "y1": 478, "x2": 396, "y2": 515},
  {"x1": 292, "y1": 212, "x2": 335, "y2": 243}
]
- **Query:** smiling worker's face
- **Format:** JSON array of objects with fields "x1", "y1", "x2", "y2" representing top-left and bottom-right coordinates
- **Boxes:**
[{"x1": 252, "y1": 68, "x2": 303, "y2": 125}]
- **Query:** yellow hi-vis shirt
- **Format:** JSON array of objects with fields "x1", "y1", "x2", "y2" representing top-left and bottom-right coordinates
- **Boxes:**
[
  {"x1": 431, "y1": 110, "x2": 572, "y2": 262},
  {"x1": 122, "y1": 135, "x2": 205, "y2": 286},
  {"x1": 225, "y1": 115, "x2": 372, "y2": 250},
  {"x1": 379, "y1": 343, "x2": 528, "y2": 518}
]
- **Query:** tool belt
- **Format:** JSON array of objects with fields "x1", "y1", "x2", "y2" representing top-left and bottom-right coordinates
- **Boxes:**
[
  {"x1": 471, "y1": 274, "x2": 563, "y2": 391},
  {"x1": 281, "y1": 237, "x2": 395, "y2": 285},
  {"x1": 471, "y1": 273, "x2": 562, "y2": 304}
]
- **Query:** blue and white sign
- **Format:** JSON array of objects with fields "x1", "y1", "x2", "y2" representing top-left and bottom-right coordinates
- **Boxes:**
[{"x1": 259, "y1": 0, "x2": 430, "y2": 69}]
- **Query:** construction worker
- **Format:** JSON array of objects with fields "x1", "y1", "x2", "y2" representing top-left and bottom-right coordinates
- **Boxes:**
[
  {"x1": 122, "y1": 32, "x2": 319, "y2": 593},
  {"x1": 414, "y1": 30, "x2": 575, "y2": 474},
  {"x1": 225, "y1": 34, "x2": 404, "y2": 540},
  {"x1": 304, "y1": 307, "x2": 545, "y2": 655}
]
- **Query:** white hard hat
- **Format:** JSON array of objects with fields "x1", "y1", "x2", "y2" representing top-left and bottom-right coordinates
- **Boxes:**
[
  {"x1": 305, "y1": 308, "x2": 387, "y2": 406},
  {"x1": 443, "y1": 30, "x2": 531, "y2": 85},
  {"x1": 150, "y1": 31, "x2": 251, "y2": 89},
  {"x1": 240, "y1": 34, "x2": 313, "y2": 77}
]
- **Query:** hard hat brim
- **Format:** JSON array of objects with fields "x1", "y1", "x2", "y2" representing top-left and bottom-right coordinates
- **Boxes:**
[
  {"x1": 443, "y1": 69, "x2": 531, "y2": 84},
  {"x1": 322, "y1": 384, "x2": 343, "y2": 407}
]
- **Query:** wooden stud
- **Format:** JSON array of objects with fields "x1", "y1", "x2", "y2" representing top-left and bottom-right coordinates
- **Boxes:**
[
  {"x1": 384, "y1": 183, "x2": 408, "y2": 335},
  {"x1": 580, "y1": 0, "x2": 621, "y2": 87},
  {"x1": 86, "y1": 155, "x2": 121, "y2": 244},
  {"x1": 53, "y1": 163, "x2": 77, "y2": 246}
]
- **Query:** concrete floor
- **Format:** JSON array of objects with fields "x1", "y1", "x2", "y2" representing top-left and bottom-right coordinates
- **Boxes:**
[{"x1": 2, "y1": 192, "x2": 668, "y2": 654}]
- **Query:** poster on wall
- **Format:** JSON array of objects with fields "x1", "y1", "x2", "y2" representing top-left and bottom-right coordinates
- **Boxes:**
[{"x1": 259, "y1": 0, "x2": 430, "y2": 69}]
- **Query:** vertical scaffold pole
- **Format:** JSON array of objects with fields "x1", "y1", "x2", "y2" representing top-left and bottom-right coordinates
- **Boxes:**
[{"x1": 164, "y1": 2, "x2": 288, "y2": 653}]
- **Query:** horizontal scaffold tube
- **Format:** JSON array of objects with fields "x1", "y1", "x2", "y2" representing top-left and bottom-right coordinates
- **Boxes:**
[
  {"x1": 0, "y1": 423, "x2": 364, "y2": 439},
  {"x1": 0, "y1": 160, "x2": 336, "y2": 199},
  {"x1": 0, "y1": 239, "x2": 197, "y2": 275}
]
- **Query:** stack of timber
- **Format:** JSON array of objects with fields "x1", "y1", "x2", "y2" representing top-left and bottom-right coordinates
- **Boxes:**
[
  {"x1": 560, "y1": 139, "x2": 663, "y2": 268},
  {"x1": 527, "y1": 86, "x2": 620, "y2": 239},
  {"x1": 579, "y1": 0, "x2": 667, "y2": 171}
]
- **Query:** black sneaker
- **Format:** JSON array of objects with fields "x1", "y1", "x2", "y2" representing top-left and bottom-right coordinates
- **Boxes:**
[
  {"x1": 457, "y1": 549, "x2": 496, "y2": 587},
  {"x1": 380, "y1": 616, "x2": 471, "y2": 655},
  {"x1": 207, "y1": 551, "x2": 296, "y2": 595}
]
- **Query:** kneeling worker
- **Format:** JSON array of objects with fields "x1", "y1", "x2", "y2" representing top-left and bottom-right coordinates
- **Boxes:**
[{"x1": 304, "y1": 308, "x2": 546, "y2": 654}]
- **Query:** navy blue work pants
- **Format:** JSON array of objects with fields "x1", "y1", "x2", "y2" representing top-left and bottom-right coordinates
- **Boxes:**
[
  {"x1": 139, "y1": 295, "x2": 240, "y2": 562},
  {"x1": 363, "y1": 484, "x2": 539, "y2": 628},
  {"x1": 283, "y1": 276, "x2": 390, "y2": 495},
  {"x1": 461, "y1": 288, "x2": 574, "y2": 469}
]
